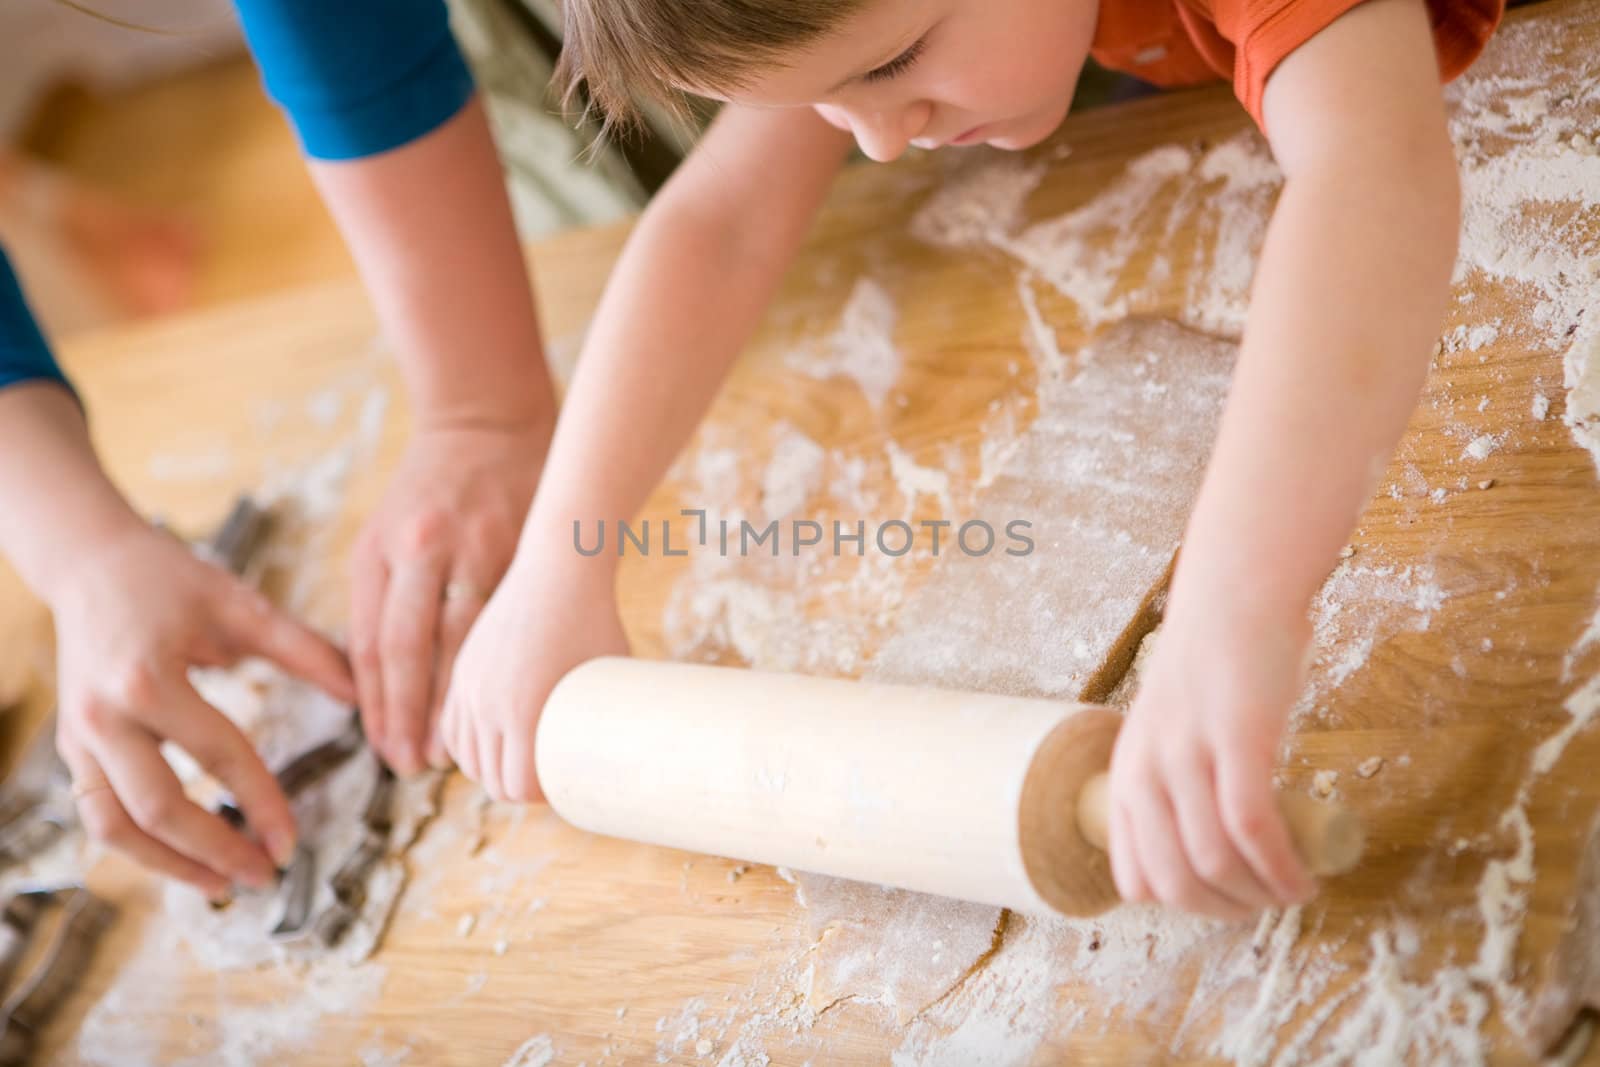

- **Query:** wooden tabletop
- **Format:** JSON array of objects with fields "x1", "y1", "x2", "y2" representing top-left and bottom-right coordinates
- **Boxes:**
[{"x1": 8, "y1": 1, "x2": 1600, "y2": 1062}]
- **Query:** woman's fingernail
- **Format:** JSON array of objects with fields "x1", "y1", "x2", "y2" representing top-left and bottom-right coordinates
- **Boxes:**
[
  {"x1": 242, "y1": 866, "x2": 276, "y2": 891},
  {"x1": 265, "y1": 830, "x2": 297, "y2": 869}
]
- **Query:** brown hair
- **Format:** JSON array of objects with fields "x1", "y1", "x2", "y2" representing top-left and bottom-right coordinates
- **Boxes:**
[{"x1": 555, "y1": 0, "x2": 866, "y2": 135}]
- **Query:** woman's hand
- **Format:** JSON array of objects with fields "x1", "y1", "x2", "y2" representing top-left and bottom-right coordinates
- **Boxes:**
[
  {"x1": 52, "y1": 523, "x2": 354, "y2": 899},
  {"x1": 348, "y1": 421, "x2": 546, "y2": 775}
]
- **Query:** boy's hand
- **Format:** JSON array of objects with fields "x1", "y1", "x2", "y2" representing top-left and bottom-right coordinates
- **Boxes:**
[
  {"x1": 440, "y1": 545, "x2": 628, "y2": 803},
  {"x1": 52, "y1": 522, "x2": 355, "y2": 899},
  {"x1": 1106, "y1": 598, "x2": 1317, "y2": 920},
  {"x1": 349, "y1": 421, "x2": 547, "y2": 776}
]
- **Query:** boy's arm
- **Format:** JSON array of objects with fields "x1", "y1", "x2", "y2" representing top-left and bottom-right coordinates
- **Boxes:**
[
  {"x1": 1109, "y1": 0, "x2": 1459, "y2": 917},
  {"x1": 524, "y1": 105, "x2": 852, "y2": 549},
  {"x1": 441, "y1": 105, "x2": 852, "y2": 801}
]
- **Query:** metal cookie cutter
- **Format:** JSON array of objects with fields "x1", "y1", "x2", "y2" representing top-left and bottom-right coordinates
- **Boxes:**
[
  {"x1": 0, "y1": 886, "x2": 116, "y2": 1067},
  {"x1": 212, "y1": 711, "x2": 366, "y2": 938},
  {"x1": 312, "y1": 765, "x2": 396, "y2": 948}
]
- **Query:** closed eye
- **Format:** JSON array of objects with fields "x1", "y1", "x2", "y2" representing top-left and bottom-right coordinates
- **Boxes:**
[{"x1": 862, "y1": 37, "x2": 927, "y2": 83}]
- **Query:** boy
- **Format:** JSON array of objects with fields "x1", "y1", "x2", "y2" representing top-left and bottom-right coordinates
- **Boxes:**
[{"x1": 441, "y1": 0, "x2": 1501, "y2": 919}]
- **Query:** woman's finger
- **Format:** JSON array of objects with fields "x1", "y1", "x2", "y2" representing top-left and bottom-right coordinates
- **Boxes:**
[
  {"x1": 348, "y1": 543, "x2": 390, "y2": 759},
  {"x1": 90, "y1": 723, "x2": 277, "y2": 890},
  {"x1": 136, "y1": 677, "x2": 297, "y2": 867},
  {"x1": 60, "y1": 741, "x2": 229, "y2": 897},
  {"x1": 221, "y1": 586, "x2": 355, "y2": 703},
  {"x1": 378, "y1": 558, "x2": 448, "y2": 775}
]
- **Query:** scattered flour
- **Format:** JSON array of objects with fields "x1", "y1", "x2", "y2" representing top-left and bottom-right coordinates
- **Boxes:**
[
  {"x1": 502, "y1": 1034, "x2": 556, "y2": 1067},
  {"x1": 761, "y1": 423, "x2": 826, "y2": 520},
  {"x1": 785, "y1": 277, "x2": 904, "y2": 411},
  {"x1": 1562, "y1": 317, "x2": 1600, "y2": 471},
  {"x1": 1463, "y1": 433, "x2": 1501, "y2": 461}
]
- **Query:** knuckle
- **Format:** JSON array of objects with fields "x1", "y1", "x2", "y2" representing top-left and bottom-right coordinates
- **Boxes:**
[
  {"x1": 401, "y1": 510, "x2": 453, "y2": 556},
  {"x1": 463, "y1": 513, "x2": 509, "y2": 558},
  {"x1": 351, "y1": 637, "x2": 382, "y2": 672},
  {"x1": 127, "y1": 790, "x2": 183, "y2": 834},
  {"x1": 111, "y1": 658, "x2": 162, "y2": 708},
  {"x1": 1195, "y1": 845, "x2": 1233, "y2": 883},
  {"x1": 72, "y1": 695, "x2": 117, "y2": 737}
]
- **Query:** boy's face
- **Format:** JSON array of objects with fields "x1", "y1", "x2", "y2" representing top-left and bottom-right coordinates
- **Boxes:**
[{"x1": 704, "y1": 0, "x2": 1098, "y2": 162}]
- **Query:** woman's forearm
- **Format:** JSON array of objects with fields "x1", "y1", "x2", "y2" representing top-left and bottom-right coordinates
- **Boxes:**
[
  {"x1": 0, "y1": 384, "x2": 140, "y2": 601},
  {"x1": 308, "y1": 99, "x2": 555, "y2": 431}
]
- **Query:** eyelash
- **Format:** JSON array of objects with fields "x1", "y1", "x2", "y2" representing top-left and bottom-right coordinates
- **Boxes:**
[{"x1": 863, "y1": 37, "x2": 927, "y2": 83}]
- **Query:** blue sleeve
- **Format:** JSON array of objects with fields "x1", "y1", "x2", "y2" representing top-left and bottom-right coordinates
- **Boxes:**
[
  {"x1": 235, "y1": 0, "x2": 476, "y2": 161},
  {"x1": 0, "y1": 249, "x2": 69, "y2": 394}
]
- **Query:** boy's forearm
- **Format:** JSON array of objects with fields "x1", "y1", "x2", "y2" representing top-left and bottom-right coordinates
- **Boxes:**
[
  {"x1": 1171, "y1": 139, "x2": 1460, "y2": 629},
  {"x1": 522, "y1": 109, "x2": 851, "y2": 556},
  {"x1": 308, "y1": 99, "x2": 555, "y2": 431},
  {"x1": 0, "y1": 384, "x2": 141, "y2": 601}
]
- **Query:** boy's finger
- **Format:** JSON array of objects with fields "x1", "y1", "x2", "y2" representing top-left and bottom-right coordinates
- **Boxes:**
[
  {"x1": 1108, "y1": 801, "x2": 1150, "y2": 903},
  {"x1": 1130, "y1": 780, "x2": 1252, "y2": 920},
  {"x1": 442, "y1": 699, "x2": 481, "y2": 782},
  {"x1": 1217, "y1": 750, "x2": 1316, "y2": 904},
  {"x1": 1168, "y1": 755, "x2": 1277, "y2": 912},
  {"x1": 477, "y1": 729, "x2": 506, "y2": 803},
  {"x1": 500, "y1": 731, "x2": 543, "y2": 805}
]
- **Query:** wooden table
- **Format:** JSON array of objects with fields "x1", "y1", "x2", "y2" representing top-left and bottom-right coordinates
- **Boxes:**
[{"x1": 8, "y1": 1, "x2": 1600, "y2": 1062}]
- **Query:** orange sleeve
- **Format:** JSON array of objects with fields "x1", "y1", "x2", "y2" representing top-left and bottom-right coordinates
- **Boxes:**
[{"x1": 1199, "y1": 0, "x2": 1505, "y2": 128}]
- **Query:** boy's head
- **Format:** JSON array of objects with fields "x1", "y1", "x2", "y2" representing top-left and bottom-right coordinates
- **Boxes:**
[{"x1": 557, "y1": 0, "x2": 1099, "y2": 162}]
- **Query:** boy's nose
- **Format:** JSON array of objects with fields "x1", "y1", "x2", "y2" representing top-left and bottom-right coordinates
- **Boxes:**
[{"x1": 853, "y1": 101, "x2": 933, "y2": 163}]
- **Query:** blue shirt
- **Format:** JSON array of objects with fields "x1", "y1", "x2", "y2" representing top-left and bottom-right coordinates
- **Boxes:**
[{"x1": 0, "y1": 0, "x2": 474, "y2": 394}]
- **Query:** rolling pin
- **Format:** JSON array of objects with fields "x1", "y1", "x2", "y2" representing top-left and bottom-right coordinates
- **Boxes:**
[{"x1": 536, "y1": 658, "x2": 1364, "y2": 917}]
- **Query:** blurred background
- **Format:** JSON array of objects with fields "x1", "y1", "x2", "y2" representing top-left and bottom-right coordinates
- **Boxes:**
[
  {"x1": 2, "y1": 0, "x2": 1144, "y2": 341},
  {"x1": 1, "y1": 0, "x2": 682, "y2": 340}
]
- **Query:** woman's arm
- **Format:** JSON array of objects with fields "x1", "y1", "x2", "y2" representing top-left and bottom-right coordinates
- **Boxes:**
[{"x1": 236, "y1": 0, "x2": 557, "y2": 772}]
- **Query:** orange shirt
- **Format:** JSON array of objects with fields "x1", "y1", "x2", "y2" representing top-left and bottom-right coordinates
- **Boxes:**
[{"x1": 1089, "y1": 0, "x2": 1505, "y2": 129}]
